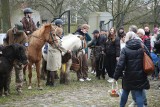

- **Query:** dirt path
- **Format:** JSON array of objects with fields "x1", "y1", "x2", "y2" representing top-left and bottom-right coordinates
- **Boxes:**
[{"x1": 0, "y1": 73, "x2": 160, "y2": 107}]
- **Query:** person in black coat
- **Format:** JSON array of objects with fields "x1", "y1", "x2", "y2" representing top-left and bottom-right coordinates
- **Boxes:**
[
  {"x1": 113, "y1": 31, "x2": 150, "y2": 107},
  {"x1": 104, "y1": 27, "x2": 120, "y2": 82},
  {"x1": 88, "y1": 30, "x2": 107, "y2": 79}
]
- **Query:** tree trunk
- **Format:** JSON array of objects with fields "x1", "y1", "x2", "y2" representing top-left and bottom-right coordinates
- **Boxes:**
[{"x1": 1, "y1": 0, "x2": 11, "y2": 32}]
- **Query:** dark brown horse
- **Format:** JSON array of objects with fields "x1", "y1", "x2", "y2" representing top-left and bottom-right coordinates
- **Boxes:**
[{"x1": 26, "y1": 24, "x2": 62, "y2": 89}]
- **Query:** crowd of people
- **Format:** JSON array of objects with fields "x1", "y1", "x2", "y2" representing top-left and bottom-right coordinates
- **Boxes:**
[{"x1": 1, "y1": 7, "x2": 160, "y2": 107}]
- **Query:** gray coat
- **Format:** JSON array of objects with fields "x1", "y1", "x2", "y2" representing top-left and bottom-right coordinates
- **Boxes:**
[{"x1": 46, "y1": 35, "x2": 67, "y2": 71}]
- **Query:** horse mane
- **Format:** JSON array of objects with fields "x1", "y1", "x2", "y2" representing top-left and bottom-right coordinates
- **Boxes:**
[{"x1": 31, "y1": 23, "x2": 52, "y2": 36}]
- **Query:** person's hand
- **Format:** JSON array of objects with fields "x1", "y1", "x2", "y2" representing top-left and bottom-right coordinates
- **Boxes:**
[
  {"x1": 67, "y1": 50, "x2": 71, "y2": 53},
  {"x1": 113, "y1": 79, "x2": 116, "y2": 83},
  {"x1": 116, "y1": 57, "x2": 119, "y2": 61},
  {"x1": 26, "y1": 31, "x2": 30, "y2": 34},
  {"x1": 101, "y1": 51, "x2": 105, "y2": 55},
  {"x1": 79, "y1": 35, "x2": 84, "y2": 40}
]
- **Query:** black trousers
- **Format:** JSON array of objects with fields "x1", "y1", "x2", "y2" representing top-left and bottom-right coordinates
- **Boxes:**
[{"x1": 105, "y1": 54, "x2": 117, "y2": 78}]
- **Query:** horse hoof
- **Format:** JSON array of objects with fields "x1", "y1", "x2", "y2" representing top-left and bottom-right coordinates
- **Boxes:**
[
  {"x1": 28, "y1": 86, "x2": 32, "y2": 90},
  {"x1": 37, "y1": 87, "x2": 43, "y2": 90}
]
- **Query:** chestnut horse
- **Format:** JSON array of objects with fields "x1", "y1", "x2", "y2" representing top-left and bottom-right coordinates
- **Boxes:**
[{"x1": 26, "y1": 24, "x2": 62, "y2": 90}]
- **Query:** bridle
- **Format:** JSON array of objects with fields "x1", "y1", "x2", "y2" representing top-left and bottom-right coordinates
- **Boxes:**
[{"x1": 46, "y1": 26, "x2": 62, "y2": 48}]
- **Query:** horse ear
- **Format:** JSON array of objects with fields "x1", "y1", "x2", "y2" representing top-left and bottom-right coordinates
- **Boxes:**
[
  {"x1": 43, "y1": 24, "x2": 52, "y2": 33},
  {"x1": 44, "y1": 23, "x2": 51, "y2": 28}
]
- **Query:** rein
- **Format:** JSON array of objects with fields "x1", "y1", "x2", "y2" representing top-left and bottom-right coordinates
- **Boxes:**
[
  {"x1": 32, "y1": 35, "x2": 45, "y2": 42},
  {"x1": 48, "y1": 27, "x2": 62, "y2": 51}
]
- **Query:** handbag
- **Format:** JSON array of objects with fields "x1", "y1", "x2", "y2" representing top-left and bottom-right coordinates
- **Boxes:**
[
  {"x1": 143, "y1": 52, "x2": 155, "y2": 75},
  {"x1": 142, "y1": 44, "x2": 155, "y2": 75}
]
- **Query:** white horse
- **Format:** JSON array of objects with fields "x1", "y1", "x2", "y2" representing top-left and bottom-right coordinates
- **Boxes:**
[{"x1": 42, "y1": 34, "x2": 84, "y2": 84}]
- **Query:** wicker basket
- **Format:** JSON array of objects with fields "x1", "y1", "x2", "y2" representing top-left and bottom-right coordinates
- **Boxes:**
[
  {"x1": 108, "y1": 82, "x2": 119, "y2": 97},
  {"x1": 109, "y1": 90, "x2": 119, "y2": 97},
  {"x1": 70, "y1": 56, "x2": 80, "y2": 72}
]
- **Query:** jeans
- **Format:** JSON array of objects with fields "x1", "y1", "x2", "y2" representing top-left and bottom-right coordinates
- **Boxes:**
[
  {"x1": 131, "y1": 90, "x2": 147, "y2": 105},
  {"x1": 120, "y1": 89, "x2": 144, "y2": 107}
]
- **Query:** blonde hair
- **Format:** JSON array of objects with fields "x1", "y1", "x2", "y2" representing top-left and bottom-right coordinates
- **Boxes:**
[
  {"x1": 137, "y1": 28, "x2": 145, "y2": 35},
  {"x1": 81, "y1": 24, "x2": 90, "y2": 30}
]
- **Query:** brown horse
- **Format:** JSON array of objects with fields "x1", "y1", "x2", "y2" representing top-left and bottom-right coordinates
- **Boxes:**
[{"x1": 26, "y1": 24, "x2": 62, "y2": 90}]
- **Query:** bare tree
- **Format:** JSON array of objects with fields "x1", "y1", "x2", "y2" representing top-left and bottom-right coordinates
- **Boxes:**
[{"x1": 1, "y1": 0, "x2": 11, "y2": 32}]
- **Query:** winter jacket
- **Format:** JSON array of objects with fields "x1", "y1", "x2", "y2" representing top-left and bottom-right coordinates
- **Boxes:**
[
  {"x1": 3, "y1": 28, "x2": 28, "y2": 47},
  {"x1": 104, "y1": 36, "x2": 120, "y2": 57},
  {"x1": 21, "y1": 17, "x2": 36, "y2": 35},
  {"x1": 114, "y1": 39, "x2": 150, "y2": 90},
  {"x1": 88, "y1": 35, "x2": 106, "y2": 59}
]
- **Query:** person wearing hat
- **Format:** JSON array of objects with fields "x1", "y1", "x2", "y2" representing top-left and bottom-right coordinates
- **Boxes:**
[
  {"x1": 88, "y1": 30, "x2": 107, "y2": 79},
  {"x1": 42, "y1": 18, "x2": 64, "y2": 82},
  {"x1": 21, "y1": 8, "x2": 36, "y2": 35},
  {"x1": 3, "y1": 24, "x2": 28, "y2": 95},
  {"x1": 54, "y1": 19, "x2": 63, "y2": 28}
]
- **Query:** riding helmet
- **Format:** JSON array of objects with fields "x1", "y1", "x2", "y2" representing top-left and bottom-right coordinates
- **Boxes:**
[
  {"x1": 15, "y1": 24, "x2": 24, "y2": 32},
  {"x1": 23, "y1": 8, "x2": 33, "y2": 14},
  {"x1": 54, "y1": 19, "x2": 63, "y2": 26}
]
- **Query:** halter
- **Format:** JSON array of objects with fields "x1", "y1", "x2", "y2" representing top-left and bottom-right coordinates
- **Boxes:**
[{"x1": 47, "y1": 26, "x2": 62, "y2": 49}]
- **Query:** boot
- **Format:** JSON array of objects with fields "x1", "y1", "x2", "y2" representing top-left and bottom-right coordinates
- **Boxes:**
[
  {"x1": 46, "y1": 70, "x2": 51, "y2": 86},
  {"x1": 55, "y1": 72, "x2": 59, "y2": 79},
  {"x1": 50, "y1": 71, "x2": 56, "y2": 87}
]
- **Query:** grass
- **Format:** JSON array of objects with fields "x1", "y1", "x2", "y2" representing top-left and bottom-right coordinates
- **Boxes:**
[
  {"x1": 0, "y1": 68, "x2": 160, "y2": 107},
  {"x1": 0, "y1": 69, "x2": 110, "y2": 104}
]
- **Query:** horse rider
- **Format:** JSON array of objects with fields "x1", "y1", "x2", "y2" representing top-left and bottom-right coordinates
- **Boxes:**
[
  {"x1": 88, "y1": 30, "x2": 107, "y2": 79},
  {"x1": 3, "y1": 24, "x2": 28, "y2": 94},
  {"x1": 46, "y1": 25, "x2": 71, "y2": 86},
  {"x1": 21, "y1": 8, "x2": 36, "y2": 36},
  {"x1": 74, "y1": 24, "x2": 92, "y2": 82}
]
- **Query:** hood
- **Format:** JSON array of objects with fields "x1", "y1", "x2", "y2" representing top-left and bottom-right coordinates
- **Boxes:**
[{"x1": 126, "y1": 39, "x2": 142, "y2": 50}]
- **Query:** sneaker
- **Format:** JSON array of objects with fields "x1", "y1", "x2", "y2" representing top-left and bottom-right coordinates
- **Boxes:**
[
  {"x1": 128, "y1": 101, "x2": 136, "y2": 107},
  {"x1": 85, "y1": 78, "x2": 91, "y2": 81},
  {"x1": 107, "y1": 78, "x2": 114, "y2": 83},
  {"x1": 79, "y1": 78, "x2": 84, "y2": 82},
  {"x1": 91, "y1": 71, "x2": 94, "y2": 74}
]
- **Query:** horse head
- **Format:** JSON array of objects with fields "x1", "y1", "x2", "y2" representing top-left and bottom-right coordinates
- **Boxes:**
[
  {"x1": 42, "y1": 24, "x2": 63, "y2": 45},
  {"x1": 2, "y1": 44, "x2": 28, "y2": 65}
]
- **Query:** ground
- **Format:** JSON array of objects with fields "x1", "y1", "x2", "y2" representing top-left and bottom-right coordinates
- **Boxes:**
[{"x1": 0, "y1": 70, "x2": 160, "y2": 107}]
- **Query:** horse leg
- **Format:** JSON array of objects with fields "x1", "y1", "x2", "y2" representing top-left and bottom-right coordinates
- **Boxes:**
[
  {"x1": 40, "y1": 58, "x2": 47, "y2": 80},
  {"x1": 28, "y1": 62, "x2": 33, "y2": 90},
  {"x1": 35, "y1": 61, "x2": 43, "y2": 90},
  {"x1": 65, "y1": 59, "x2": 72, "y2": 85},
  {"x1": 23, "y1": 65, "x2": 27, "y2": 83},
  {"x1": 0, "y1": 75, "x2": 3, "y2": 96},
  {"x1": 60, "y1": 64, "x2": 65, "y2": 84}
]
